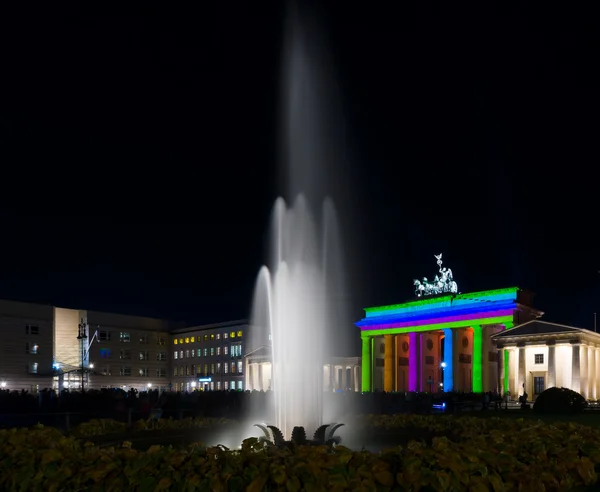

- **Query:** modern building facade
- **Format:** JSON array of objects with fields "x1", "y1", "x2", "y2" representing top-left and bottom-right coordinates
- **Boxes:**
[{"x1": 356, "y1": 287, "x2": 543, "y2": 394}]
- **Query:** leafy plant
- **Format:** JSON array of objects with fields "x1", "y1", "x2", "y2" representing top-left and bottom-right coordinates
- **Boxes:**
[
  {"x1": 534, "y1": 387, "x2": 588, "y2": 415},
  {"x1": 254, "y1": 422, "x2": 344, "y2": 449}
]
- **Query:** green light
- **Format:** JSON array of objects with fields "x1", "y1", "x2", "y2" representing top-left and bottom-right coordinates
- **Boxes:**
[
  {"x1": 361, "y1": 337, "x2": 371, "y2": 392},
  {"x1": 360, "y1": 315, "x2": 514, "y2": 338},
  {"x1": 363, "y1": 287, "x2": 519, "y2": 314},
  {"x1": 472, "y1": 325, "x2": 483, "y2": 393}
]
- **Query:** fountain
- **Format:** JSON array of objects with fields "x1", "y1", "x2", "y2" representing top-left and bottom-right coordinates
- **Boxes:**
[{"x1": 248, "y1": 6, "x2": 348, "y2": 440}]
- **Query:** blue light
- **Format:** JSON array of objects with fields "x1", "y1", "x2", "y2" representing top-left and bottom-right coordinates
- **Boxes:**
[{"x1": 443, "y1": 328, "x2": 453, "y2": 392}]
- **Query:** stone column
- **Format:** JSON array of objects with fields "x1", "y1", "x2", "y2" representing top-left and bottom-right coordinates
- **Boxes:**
[
  {"x1": 518, "y1": 346, "x2": 526, "y2": 397},
  {"x1": 571, "y1": 344, "x2": 581, "y2": 393},
  {"x1": 361, "y1": 337, "x2": 372, "y2": 392},
  {"x1": 258, "y1": 363, "x2": 264, "y2": 391},
  {"x1": 453, "y1": 329, "x2": 461, "y2": 391},
  {"x1": 409, "y1": 332, "x2": 419, "y2": 392},
  {"x1": 384, "y1": 334, "x2": 395, "y2": 392},
  {"x1": 580, "y1": 344, "x2": 588, "y2": 398},
  {"x1": 472, "y1": 325, "x2": 483, "y2": 393},
  {"x1": 443, "y1": 328, "x2": 453, "y2": 391},
  {"x1": 498, "y1": 348, "x2": 505, "y2": 394},
  {"x1": 595, "y1": 348, "x2": 600, "y2": 399},
  {"x1": 588, "y1": 346, "x2": 595, "y2": 399},
  {"x1": 547, "y1": 343, "x2": 556, "y2": 388}
]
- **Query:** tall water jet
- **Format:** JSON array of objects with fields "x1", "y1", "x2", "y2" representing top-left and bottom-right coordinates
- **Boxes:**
[{"x1": 248, "y1": 6, "x2": 349, "y2": 438}]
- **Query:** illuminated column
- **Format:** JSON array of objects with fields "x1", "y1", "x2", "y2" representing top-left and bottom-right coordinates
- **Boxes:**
[
  {"x1": 453, "y1": 329, "x2": 460, "y2": 391},
  {"x1": 588, "y1": 346, "x2": 595, "y2": 399},
  {"x1": 580, "y1": 344, "x2": 588, "y2": 398},
  {"x1": 518, "y1": 346, "x2": 526, "y2": 396},
  {"x1": 571, "y1": 344, "x2": 581, "y2": 393},
  {"x1": 384, "y1": 334, "x2": 395, "y2": 392},
  {"x1": 498, "y1": 348, "x2": 505, "y2": 394},
  {"x1": 595, "y1": 348, "x2": 600, "y2": 399},
  {"x1": 547, "y1": 343, "x2": 556, "y2": 388},
  {"x1": 472, "y1": 325, "x2": 483, "y2": 393},
  {"x1": 409, "y1": 332, "x2": 419, "y2": 392},
  {"x1": 443, "y1": 328, "x2": 453, "y2": 392},
  {"x1": 503, "y1": 349, "x2": 509, "y2": 394},
  {"x1": 361, "y1": 336, "x2": 372, "y2": 392}
]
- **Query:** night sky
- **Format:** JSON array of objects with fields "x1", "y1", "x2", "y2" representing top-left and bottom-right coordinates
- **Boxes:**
[{"x1": 1, "y1": 3, "x2": 598, "y2": 355}]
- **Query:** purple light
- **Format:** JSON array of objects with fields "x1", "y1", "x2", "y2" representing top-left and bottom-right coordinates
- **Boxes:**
[
  {"x1": 360, "y1": 308, "x2": 514, "y2": 331},
  {"x1": 409, "y1": 332, "x2": 418, "y2": 391}
]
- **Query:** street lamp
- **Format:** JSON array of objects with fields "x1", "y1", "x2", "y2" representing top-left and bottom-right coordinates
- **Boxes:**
[{"x1": 0, "y1": 381, "x2": 6, "y2": 388}]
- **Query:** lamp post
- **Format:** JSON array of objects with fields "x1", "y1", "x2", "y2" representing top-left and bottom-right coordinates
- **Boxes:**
[{"x1": 77, "y1": 319, "x2": 88, "y2": 391}]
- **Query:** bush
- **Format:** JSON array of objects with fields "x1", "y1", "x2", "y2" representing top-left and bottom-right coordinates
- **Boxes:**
[
  {"x1": 533, "y1": 387, "x2": 588, "y2": 415},
  {"x1": 1, "y1": 418, "x2": 600, "y2": 490}
]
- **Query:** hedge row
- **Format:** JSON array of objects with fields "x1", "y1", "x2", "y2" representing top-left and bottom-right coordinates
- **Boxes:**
[{"x1": 1, "y1": 416, "x2": 599, "y2": 491}]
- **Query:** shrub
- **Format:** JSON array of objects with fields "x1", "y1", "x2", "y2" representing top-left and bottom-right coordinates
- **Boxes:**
[{"x1": 533, "y1": 387, "x2": 588, "y2": 415}]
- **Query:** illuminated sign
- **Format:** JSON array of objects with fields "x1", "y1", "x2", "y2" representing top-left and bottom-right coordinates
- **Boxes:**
[{"x1": 198, "y1": 377, "x2": 212, "y2": 383}]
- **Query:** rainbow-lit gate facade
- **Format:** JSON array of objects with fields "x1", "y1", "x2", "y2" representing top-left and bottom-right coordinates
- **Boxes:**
[{"x1": 356, "y1": 287, "x2": 541, "y2": 393}]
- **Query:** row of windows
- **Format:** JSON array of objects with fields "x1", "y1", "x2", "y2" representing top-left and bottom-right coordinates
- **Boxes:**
[
  {"x1": 174, "y1": 361, "x2": 243, "y2": 377},
  {"x1": 98, "y1": 349, "x2": 168, "y2": 361},
  {"x1": 99, "y1": 331, "x2": 168, "y2": 345},
  {"x1": 173, "y1": 331, "x2": 243, "y2": 345},
  {"x1": 174, "y1": 381, "x2": 243, "y2": 391},
  {"x1": 174, "y1": 344, "x2": 243, "y2": 360},
  {"x1": 98, "y1": 367, "x2": 168, "y2": 377}
]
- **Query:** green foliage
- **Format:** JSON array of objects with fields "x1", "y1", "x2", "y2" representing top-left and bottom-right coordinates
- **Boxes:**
[
  {"x1": 1, "y1": 416, "x2": 600, "y2": 490},
  {"x1": 533, "y1": 387, "x2": 588, "y2": 415}
]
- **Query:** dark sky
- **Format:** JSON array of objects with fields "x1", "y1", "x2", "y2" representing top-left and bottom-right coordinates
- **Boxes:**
[{"x1": 1, "y1": 2, "x2": 598, "y2": 354}]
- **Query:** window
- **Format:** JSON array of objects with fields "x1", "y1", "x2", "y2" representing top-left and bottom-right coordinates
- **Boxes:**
[
  {"x1": 190, "y1": 349, "x2": 195, "y2": 357},
  {"x1": 231, "y1": 362, "x2": 236, "y2": 374},
  {"x1": 224, "y1": 381, "x2": 229, "y2": 390},
  {"x1": 210, "y1": 364, "x2": 215, "y2": 374},
  {"x1": 230, "y1": 332, "x2": 236, "y2": 338},
  {"x1": 210, "y1": 382, "x2": 215, "y2": 391},
  {"x1": 157, "y1": 335, "x2": 166, "y2": 346},
  {"x1": 203, "y1": 348, "x2": 208, "y2": 356},
  {"x1": 119, "y1": 332, "x2": 130, "y2": 343},
  {"x1": 100, "y1": 348, "x2": 112, "y2": 359},
  {"x1": 119, "y1": 366, "x2": 131, "y2": 376},
  {"x1": 203, "y1": 335, "x2": 208, "y2": 341},
  {"x1": 217, "y1": 362, "x2": 221, "y2": 374},
  {"x1": 216, "y1": 334, "x2": 221, "y2": 340},
  {"x1": 186, "y1": 365, "x2": 190, "y2": 376},
  {"x1": 174, "y1": 339, "x2": 178, "y2": 345},
  {"x1": 534, "y1": 354, "x2": 544, "y2": 364},
  {"x1": 25, "y1": 325, "x2": 39, "y2": 335},
  {"x1": 99, "y1": 330, "x2": 111, "y2": 341},
  {"x1": 180, "y1": 351, "x2": 183, "y2": 359},
  {"x1": 191, "y1": 336, "x2": 195, "y2": 343},
  {"x1": 211, "y1": 334, "x2": 215, "y2": 340},
  {"x1": 173, "y1": 367, "x2": 179, "y2": 376},
  {"x1": 101, "y1": 366, "x2": 111, "y2": 376},
  {"x1": 139, "y1": 367, "x2": 149, "y2": 377},
  {"x1": 224, "y1": 346, "x2": 228, "y2": 355},
  {"x1": 157, "y1": 352, "x2": 166, "y2": 361},
  {"x1": 191, "y1": 364, "x2": 196, "y2": 375},
  {"x1": 217, "y1": 381, "x2": 221, "y2": 390},
  {"x1": 224, "y1": 333, "x2": 229, "y2": 339},
  {"x1": 185, "y1": 337, "x2": 190, "y2": 343},
  {"x1": 217, "y1": 347, "x2": 221, "y2": 355},
  {"x1": 29, "y1": 362, "x2": 38, "y2": 374},
  {"x1": 25, "y1": 342, "x2": 39, "y2": 354},
  {"x1": 237, "y1": 361, "x2": 243, "y2": 374},
  {"x1": 157, "y1": 368, "x2": 167, "y2": 377},
  {"x1": 237, "y1": 330, "x2": 243, "y2": 337},
  {"x1": 237, "y1": 381, "x2": 243, "y2": 390},
  {"x1": 533, "y1": 376, "x2": 545, "y2": 394},
  {"x1": 120, "y1": 350, "x2": 131, "y2": 360},
  {"x1": 230, "y1": 381, "x2": 235, "y2": 390},
  {"x1": 174, "y1": 351, "x2": 178, "y2": 360},
  {"x1": 139, "y1": 351, "x2": 149, "y2": 361},
  {"x1": 179, "y1": 338, "x2": 184, "y2": 344},
  {"x1": 224, "y1": 363, "x2": 229, "y2": 374},
  {"x1": 180, "y1": 365, "x2": 184, "y2": 376},
  {"x1": 204, "y1": 364, "x2": 208, "y2": 375},
  {"x1": 186, "y1": 350, "x2": 190, "y2": 358},
  {"x1": 197, "y1": 349, "x2": 201, "y2": 357},
  {"x1": 139, "y1": 334, "x2": 148, "y2": 344},
  {"x1": 210, "y1": 348, "x2": 215, "y2": 356}
]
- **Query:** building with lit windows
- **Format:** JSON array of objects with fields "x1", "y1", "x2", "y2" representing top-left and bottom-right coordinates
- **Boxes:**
[{"x1": 170, "y1": 320, "x2": 247, "y2": 392}]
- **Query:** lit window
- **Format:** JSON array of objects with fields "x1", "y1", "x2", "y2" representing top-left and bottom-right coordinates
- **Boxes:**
[
  {"x1": 210, "y1": 382, "x2": 215, "y2": 391},
  {"x1": 180, "y1": 351, "x2": 183, "y2": 359},
  {"x1": 185, "y1": 337, "x2": 190, "y2": 343},
  {"x1": 139, "y1": 334, "x2": 148, "y2": 343},
  {"x1": 204, "y1": 335, "x2": 208, "y2": 341},
  {"x1": 230, "y1": 332, "x2": 236, "y2": 338},
  {"x1": 237, "y1": 361, "x2": 243, "y2": 374},
  {"x1": 216, "y1": 334, "x2": 221, "y2": 340},
  {"x1": 191, "y1": 336, "x2": 195, "y2": 343},
  {"x1": 210, "y1": 364, "x2": 215, "y2": 374},
  {"x1": 100, "y1": 348, "x2": 111, "y2": 358},
  {"x1": 210, "y1": 348, "x2": 214, "y2": 356},
  {"x1": 173, "y1": 367, "x2": 178, "y2": 376},
  {"x1": 204, "y1": 364, "x2": 208, "y2": 374},
  {"x1": 191, "y1": 349, "x2": 195, "y2": 358},
  {"x1": 203, "y1": 348, "x2": 208, "y2": 356},
  {"x1": 157, "y1": 352, "x2": 166, "y2": 361},
  {"x1": 217, "y1": 347, "x2": 221, "y2": 355},
  {"x1": 224, "y1": 333, "x2": 229, "y2": 339},
  {"x1": 179, "y1": 338, "x2": 184, "y2": 344},
  {"x1": 29, "y1": 362, "x2": 38, "y2": 374},
  {"x1": 197, "y1": 349, "x2": 201, "y2": 357},
  {"x1": 217, "y1": 381, "x2": 221, "y2": 390},
  {"x1": 224, "y1": 381, "x2": 229, "y2": 390},
  {"x1": 224, "y1": 363, "x2": 229, "y2": 374},
  {"x1": 211, "y1": 334, "x2": 215, "y2": 340},
  {"x1": 139, "y1": 367, "x2": 149, "y2": 377},
  {"x1": 237, "y1": 381, "x2": 243, "y2": 390},
  {"x1": 174, "y1": 351, "x2": 178, "y2": 360},
  {"x1": 186, "y1": 350, "x2": 189, "y2": 358},
  {"x1": 217, "y1": 362, "x2": 221, "y2": 374},
  {"x1": 224, "y1": 346, "x2": 228, "y2": 355},
  {"x1": 174, "y1": 339, "x2": 178, "y2": 345},
  {"x1": 139, "y1": 351, "x2": 149, "y2": 361},
  {"x1": 231, "y1": 362, "x2": 236, "y2": 373},
  {"x1": 120, "y1": 332, "x2": 130, "y2": 343},
  {"x1": 237, "y1": 330, "x2": 243, "y2": 337}
]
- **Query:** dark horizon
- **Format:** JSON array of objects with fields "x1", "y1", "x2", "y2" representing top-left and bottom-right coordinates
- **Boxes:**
[{"x1": 1, "y1": 2, "x2": 598, "y2": 355}]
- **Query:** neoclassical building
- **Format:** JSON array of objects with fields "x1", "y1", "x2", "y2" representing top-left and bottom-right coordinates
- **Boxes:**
[
  {"x1": 356, "y1": 285, "x2": 542, "y2": 394},
  {"x1": 493, "y1": 320, "x2": 600, "y2": 399}
]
